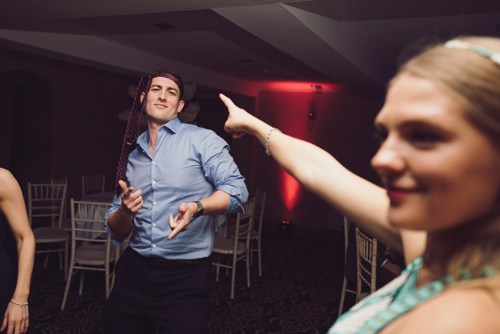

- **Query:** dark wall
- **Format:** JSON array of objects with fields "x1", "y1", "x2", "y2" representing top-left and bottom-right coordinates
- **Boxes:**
[
  {"x1": 0, "y1": 47, "x2": 137, "y2": 200},
  {"x1": 0, "y1": 48, "x2": 256, "y2": 203},
  {"x1": 0, "y1": 47, "x2": 383, "y2": 231},
  {"x1": 251, "y1": 90, "x2": 382, "y2": 230}
]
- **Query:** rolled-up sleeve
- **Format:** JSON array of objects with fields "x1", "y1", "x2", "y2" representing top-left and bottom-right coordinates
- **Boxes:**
[
  {"x1": 199, "y1": 132, "x2": 248, "y2": 214},
  {"x1": 104, "y1": 194, "x2": 129, "y2": 243}
]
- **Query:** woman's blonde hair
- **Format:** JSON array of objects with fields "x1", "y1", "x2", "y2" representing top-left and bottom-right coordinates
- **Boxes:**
[
  {"x1": 396, "y1": 36, "x2": 500, "y2": 145},
  {"x1": 395, "y1": 36, "x2": 500, "y2": 280}
]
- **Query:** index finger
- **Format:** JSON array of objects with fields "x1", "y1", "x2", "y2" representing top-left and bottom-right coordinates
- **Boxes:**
[
  {"x1": 219, "y1": 93, "x2": 235, "y2": 110},
  {"x1": 118, "y1": 180, "x2": 133, "y2": 196},
  {"x1": 167, "y1": 214, "x2": 183, "y2": 240}
]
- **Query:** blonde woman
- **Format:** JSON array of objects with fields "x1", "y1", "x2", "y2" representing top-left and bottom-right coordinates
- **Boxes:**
[{"x1": 220, "y1": 36, "x2": 500, "y2": 333}]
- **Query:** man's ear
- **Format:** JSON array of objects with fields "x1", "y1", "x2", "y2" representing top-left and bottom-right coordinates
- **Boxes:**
[{"x1": 176, "y1": 100, "x2": 185, "y2": 114}]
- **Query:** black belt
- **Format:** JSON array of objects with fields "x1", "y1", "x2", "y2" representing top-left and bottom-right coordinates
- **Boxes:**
[{"x1": 127, "y1": 247, "x2": 210, "y2": 267}]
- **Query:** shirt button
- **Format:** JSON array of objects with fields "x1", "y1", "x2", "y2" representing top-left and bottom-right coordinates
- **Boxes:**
[
  {"x1": 152, "y1": 244, "x2": 156, "y2": 248},
  {"x1": 152, "y1": 223, "x2": 157, "y2": 227},
  {"x1": 154, "y1": 201, "x2": 158, "y2": 205}
]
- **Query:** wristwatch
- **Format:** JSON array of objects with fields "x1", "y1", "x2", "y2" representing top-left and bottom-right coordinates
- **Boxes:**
[{"x1": 192, "y1": 200, "x2": 204, "y2": 219}]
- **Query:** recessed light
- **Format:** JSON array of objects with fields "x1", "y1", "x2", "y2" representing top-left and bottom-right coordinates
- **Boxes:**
[{"x1": 153, "y1": 23, "x2": 175, "y2": 30}]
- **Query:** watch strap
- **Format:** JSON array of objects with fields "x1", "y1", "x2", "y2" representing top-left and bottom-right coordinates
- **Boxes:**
[{"x1": 192, "y1": 200, "x2": 204, "y2": 218}]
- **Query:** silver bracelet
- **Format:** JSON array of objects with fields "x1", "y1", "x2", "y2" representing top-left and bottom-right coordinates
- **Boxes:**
[
  {"x1": 264, "y1": 127, "x2": 280, "y2": 156},
  {"x1": 10, "y1": 299, "x2": 29, "y2": 308}
]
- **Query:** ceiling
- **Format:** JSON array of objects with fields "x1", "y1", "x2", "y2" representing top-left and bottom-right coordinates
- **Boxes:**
[{"x1": 1, "y1": 0, "x2": 499, "y2": 98}]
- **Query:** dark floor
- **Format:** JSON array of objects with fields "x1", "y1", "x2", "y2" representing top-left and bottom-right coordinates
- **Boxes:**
[{"x1": 29, "y1": 223, "x2": 348, "y2": 334}]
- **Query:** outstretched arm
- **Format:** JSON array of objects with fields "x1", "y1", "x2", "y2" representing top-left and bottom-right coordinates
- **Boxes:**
[
  {"x1": 219, "y1": 93, "x2": 417, "y2": 257},
  {"x1": 0, "y1": 169, "x2": 35, "y2": 334}
]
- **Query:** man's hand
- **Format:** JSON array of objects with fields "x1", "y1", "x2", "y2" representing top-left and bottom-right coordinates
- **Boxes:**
[
  {"x1": 118, "y1": 180, "x2": 143, "y2": 217},
  {"x1": 168, "y1": 202, "x2": 197, "y2": 240}
]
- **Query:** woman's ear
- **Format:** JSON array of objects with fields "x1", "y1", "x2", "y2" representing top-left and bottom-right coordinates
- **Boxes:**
[{"x1": 140, "y1": 92, "x2": 145, "y2": 103}]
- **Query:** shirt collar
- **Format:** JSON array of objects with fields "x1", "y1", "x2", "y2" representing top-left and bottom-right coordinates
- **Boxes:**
[
  {"x1": 162, "y1": 117, "x2": 182, "y2": 134},
  {"x1": 137, "y1": 117, "x2": 182, "y2": 146}
]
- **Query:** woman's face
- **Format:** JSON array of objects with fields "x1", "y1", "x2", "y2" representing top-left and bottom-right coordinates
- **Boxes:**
[{"x1": 371, "y1": 74, "x2": 500, "y2": 231}]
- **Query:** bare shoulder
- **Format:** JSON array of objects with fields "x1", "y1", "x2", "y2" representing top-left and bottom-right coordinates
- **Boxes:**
[
  {"x1": 0, "y1": 168, "x2": 20, "y2": 201},
  {"x1": 0, "y1": 167, "x2": 13, "y2": 180},
  {"x1": 0, "y1": 168, "x2": 14, "y2": 189},
  {"x1": 390, "y1": 279, "x2": 500, "y2": 334}
]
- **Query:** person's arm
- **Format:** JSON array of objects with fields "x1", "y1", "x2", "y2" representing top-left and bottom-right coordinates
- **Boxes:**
[
  {"x1": 0, "y1": 169, "x2": 35, "y2": 333},
  {"x1": 168, "y1": 190, "x2": 230, "y2": 239},
  {"x1": 168, "y1": 129, "x2": 249, "y2": 239},
  {"x1": 219, "y1": 93, "x2": 425, "y2": 261},
  {"x1": 106, "y1": 180, "x2": 142, "y2": 239}
]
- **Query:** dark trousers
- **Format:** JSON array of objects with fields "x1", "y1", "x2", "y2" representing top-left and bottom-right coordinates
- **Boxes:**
[{"x1": 103, "y1": 248, "x2": 212, "y2": 334}]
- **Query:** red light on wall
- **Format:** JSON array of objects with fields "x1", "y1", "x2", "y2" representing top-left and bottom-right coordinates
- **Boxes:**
[
  {"x1": 261, "y1": 81, "x2": 343, "y2": 93},
  {"x1": 281, "y1": 171, "x2": 301, "y2": 211}
]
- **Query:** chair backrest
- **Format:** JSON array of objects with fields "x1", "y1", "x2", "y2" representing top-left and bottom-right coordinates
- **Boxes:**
[
  {"x1": 253, "y1": 190, "x2": 267, "y2": 236},
  {"x1": 51, "y1": 177, "x2": 68, "y2": 186},
  {"x1": 70, "y1": 199, "x2": 112, "y2": 255},
  {"x1": 355, "y1": 227, "x2": 378, "y2": 297},
  {"x1": 28, "y1": 182, "x2": 67, "y2": 229},
  {"x1": 233, "y1": 198, "x2": 256, "y2": 246},
  {"x1": 81, "y1": 174, "x2": 106, "y2": 196}
]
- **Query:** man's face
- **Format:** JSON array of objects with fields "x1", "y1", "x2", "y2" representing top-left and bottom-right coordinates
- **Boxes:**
[{"x1": 142, "y1": 76, "x2": 184, "y2": 124}]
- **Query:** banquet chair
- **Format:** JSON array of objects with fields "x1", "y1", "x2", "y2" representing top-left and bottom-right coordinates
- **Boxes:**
[
  {"x1": 81, "y1": 174, "x2": 106, "y2": 197},
  {"x1": 51, "y1": 177, "x2": 69, "y2": 229},
  {"x1": 212, "y1": 198, "x2": 255, "y2": 299},
  {"x1": 355, "y1": 227, "x2": 378, "y2": 300},
  {"x1": 338, "y1": 216, "x2": 357, "y2": 315},
  {"x1": 61, "y1": 199, "x2": 119, "y2": 310},
  {"x1": 249, "y1": 189, "x2": 267, "y2": 276},
  {"x1": 28, "y1": 182, "x2": 70, "y2": 280}
]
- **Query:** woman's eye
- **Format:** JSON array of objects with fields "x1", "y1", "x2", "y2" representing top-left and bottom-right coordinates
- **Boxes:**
[
  {"x1": 373, "y1": 130, "x2": 387, "y2": 145},
  {"x1": 407, "y1": 129, "x2": 441, "y2": 145}
]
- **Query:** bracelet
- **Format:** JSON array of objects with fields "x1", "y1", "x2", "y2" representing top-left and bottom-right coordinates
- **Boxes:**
[
  {"x1": 10, "y1": 299, "x2": 29, "y2": 308},
  {"x1": 264, "y1": 127, "x2": 280, "y2": 156}
]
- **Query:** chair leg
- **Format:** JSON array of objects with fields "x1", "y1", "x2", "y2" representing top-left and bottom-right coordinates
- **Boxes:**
[
  {"x1": 257, "y1": 239, "x2": 262, "y2": 277},
  {"x1": 246, "y1": 254, "x2": 251, "y2": 288},
  {"x1": 230, "y1": 255, "x2": 238, "y2": 300},
  {"x1": 105, "y1": 264, "x2": 110, "y2": 298},
  {"x1": 79, "y1": 271, "x2": 85, "y2": 295},
  {"x1": 338, "y1": 276, "x2": 347, "y2": 315},
  {"x1": 61, "y1": 263, "x2": 74, "y2": 310},
  {"x1": 64, "y1": 241, "x2": 69, "y2": 281},
  {"x1": 214, "y1": 255, "x2": 221, "y2": 282},
  {"x1": 110, "y1": 265, "x2": 116, "y2": 295},
  {"x1": 43, "y1": 253, "x2": 50, "y2": 268}
]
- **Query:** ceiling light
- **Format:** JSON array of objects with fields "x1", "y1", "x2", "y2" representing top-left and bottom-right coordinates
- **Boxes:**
[{"x1": 152, "y1": 23, "x2": 175, "y2": 30}]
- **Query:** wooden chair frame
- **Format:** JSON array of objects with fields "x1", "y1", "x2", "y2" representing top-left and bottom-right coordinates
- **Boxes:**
[
  {"x1": 28, "y1": 182, "x2": 70, "y2": 279},
  {"x1": 61, "y1": 199, "x2": 118, "y2": 310},
  {"x1": 212, "y1": 198, "x2": 255, "y2": 299}
]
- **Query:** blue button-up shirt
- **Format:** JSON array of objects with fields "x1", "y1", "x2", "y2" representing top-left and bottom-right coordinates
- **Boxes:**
[{"x1": 105, "y1": 118, "x2": 248, "y2": 259}]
